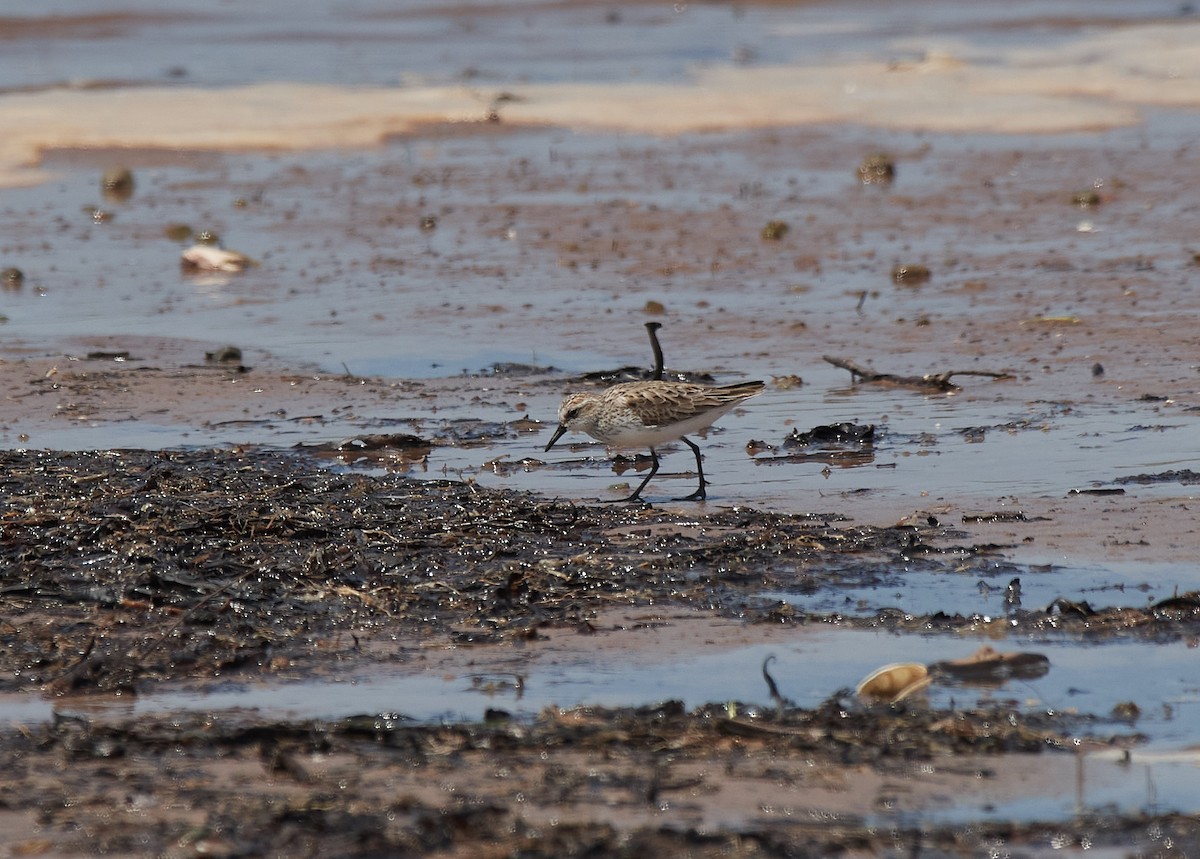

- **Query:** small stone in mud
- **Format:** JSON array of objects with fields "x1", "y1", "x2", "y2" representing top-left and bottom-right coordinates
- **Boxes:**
[
  {"x1": 857, "y1": 153, "x2": 895, "y2": 185},
  {"x1": 206, "y1": 345, "x2": 243, "y2": 363},
  {"x1": 892, "y1": 263, "x2": 931, "y2": 284},
  {"x1": 164, "y1": 223, "x2": 193, "y2": 242},
  {"x1": 643, "y1": 300, "x2": 665, "y2": 315},
  {"x1": 1111, "y1": 700, "x2": 1141, "y2": 722},
  {"x1": 101, "y1": 167, "x2": 135, "y2": 202},
  {"x1": 1, "y1": 267, "x2": 23, "y2": 290},
  {"x1": 420, "y1": 215, "x2": 438, "y2": 231},
  {"x1": 1072, "y1": 189, "x2": 1102, "y2": 207},
  {"x1": 1092, "y1": 362, "x2": 1105, "y2": 377},
  {"x1": 745, "y1": 438, "x2": 773, "y2": 455},
  {"x1": 761, "y1": 220, "x2": 789, "y2": 241}
]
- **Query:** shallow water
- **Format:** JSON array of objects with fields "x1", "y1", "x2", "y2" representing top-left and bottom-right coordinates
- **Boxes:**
[
  {"x1": 14, "y1": 622, "x2": 1195, "y2": 821},
  {"x1": 127, "y1": 631, "x2": 1198, "y2": 747}
]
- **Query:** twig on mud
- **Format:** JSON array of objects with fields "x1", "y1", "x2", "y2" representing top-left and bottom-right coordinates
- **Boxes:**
[
  {"x1": 325, "y1": 584, "x2": 397, "y2": 614},
  {"x1": 48, "y1": 636, "x2": 97, "y2": 686},
  {"x1": 823, "y1": 355, "x2": 1012, "y2": 392},
  {"x1": 646, "y1": 322, "x2": 664, "y2": 380},
  {"x1": 761, "y1": 655, "x2": 790, "y2": 714},
  {"x1": 413, "y1": 581, "x2": 465, "y2": 595},
  {"x1": 359, "y1": 528, "x2": 403, "y2": 544},
  {"x1": 125, "y1": 568, "x2": 258, "y2": 663}
]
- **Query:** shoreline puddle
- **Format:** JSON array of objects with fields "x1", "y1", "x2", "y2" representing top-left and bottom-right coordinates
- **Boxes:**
[{"x1": 48, "y1": 624, "x2": 1197, "y2": 744}]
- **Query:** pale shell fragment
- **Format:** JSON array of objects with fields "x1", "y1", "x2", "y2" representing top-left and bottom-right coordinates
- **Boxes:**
[
  {"x1": 855, "y1": 662, "x2": 931, "y2": 703},
  {"x1": 181, "y1": 244, "x2": 252, "y2": 273}
]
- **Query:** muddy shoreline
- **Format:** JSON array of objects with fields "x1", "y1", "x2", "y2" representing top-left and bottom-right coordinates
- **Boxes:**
[
  {"x1": 5, "y1": 1, "x2": 1200, "y2": 849},
  {"x1": 0, "y1": 446, "x2": 1195, "y2": 856}
]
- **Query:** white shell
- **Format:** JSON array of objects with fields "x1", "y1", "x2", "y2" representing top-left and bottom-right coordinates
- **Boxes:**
[
  {"x1": 181, "y1": 244, "x2": 251, "y2": 273},
  {"x1": 855, "y1": 662, "x2": 930, "y2": 703}
]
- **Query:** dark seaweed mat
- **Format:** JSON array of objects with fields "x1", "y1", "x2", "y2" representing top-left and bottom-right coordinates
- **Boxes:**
[
  {"x1": 2, "y1": 448, "x2": 1198, "y2": 695},
  {"x1": 0, "y1": 447, "x2": 949, "y2": 692}
]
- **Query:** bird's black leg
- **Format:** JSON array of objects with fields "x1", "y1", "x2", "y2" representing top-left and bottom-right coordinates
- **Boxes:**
[
  {"x1": 675, "y1": 436, "x2": 707, "y2": 501},
  {"x1": 607, "y1": 447, "x2": 659, "y2": 503}
]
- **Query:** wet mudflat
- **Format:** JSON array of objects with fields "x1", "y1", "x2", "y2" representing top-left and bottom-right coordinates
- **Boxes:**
[
  {"x1": 5, "y1": 0, "x2": 1200, "y2": 854},
  {"x1": 3, "y1": 139, "x2": 1200, "y2": 857}
]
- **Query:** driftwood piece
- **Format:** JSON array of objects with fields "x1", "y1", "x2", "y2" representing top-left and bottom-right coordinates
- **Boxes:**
[
  {"x1": 823, "y1": 355, "x2": 1012, "y2": 392},
  {"x1": 929, "y1": 645, "x2": 1050, "y2": 684},
  {"x1": 646, "y1": 322, "x2": 664, "y2": 380}
]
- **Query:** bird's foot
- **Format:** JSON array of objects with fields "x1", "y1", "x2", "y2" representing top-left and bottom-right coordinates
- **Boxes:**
[
  {"x1": 673, "y1": 476, "x2": 709, "y2": 502},
  {"x1": 602, "y1": 494, "x2": 651, "y2": 505}
]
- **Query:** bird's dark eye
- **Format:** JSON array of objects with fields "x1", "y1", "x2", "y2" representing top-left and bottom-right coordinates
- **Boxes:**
[{"x1": 564, "y1": 407, "x2": 580, "y2": 421}]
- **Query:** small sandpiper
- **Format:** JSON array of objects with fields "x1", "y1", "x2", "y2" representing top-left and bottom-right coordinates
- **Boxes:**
[{"x1": 544, "y1": 379, "x2": 765, "y2": 502}]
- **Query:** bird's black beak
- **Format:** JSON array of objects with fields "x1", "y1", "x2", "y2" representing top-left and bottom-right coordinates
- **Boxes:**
[{"x1": 544, "y1": 423, "x2": 569, "y2": 452}]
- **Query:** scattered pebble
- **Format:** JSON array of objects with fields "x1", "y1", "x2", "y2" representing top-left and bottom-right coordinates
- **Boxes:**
[
  {"x1": 761, "y1": 220, "x2": 789, "y2": 240},
  {"x1": 857, "y1": 153, "x2": 895, "y2": 185},
  {"x1": 891, "y1": 263, "x2": 931, "y2": 284},
  {"x1": 101, "y1": 167, "x2": 135, "y2": 202}
]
